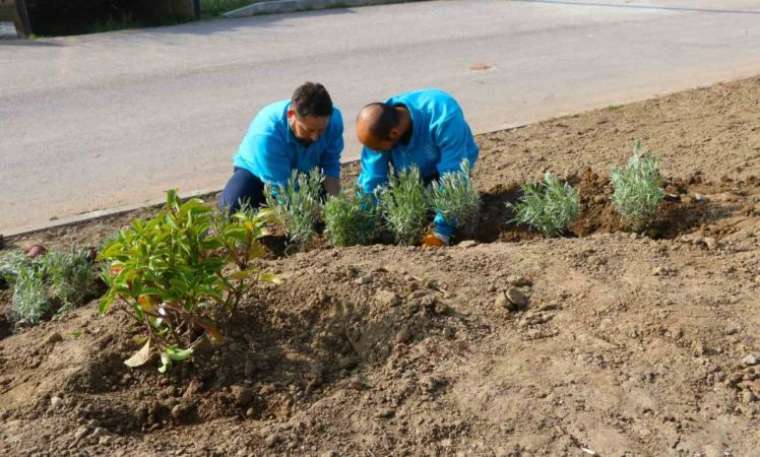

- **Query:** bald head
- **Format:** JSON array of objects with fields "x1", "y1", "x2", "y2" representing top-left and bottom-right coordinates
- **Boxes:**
[{"x1": 356, "y1": 102, "x2": 401, "y2": 151}]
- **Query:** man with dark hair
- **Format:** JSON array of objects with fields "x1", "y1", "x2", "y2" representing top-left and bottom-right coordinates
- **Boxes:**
[
  {"x1": 356, "y1": 89, "x2": 479, "y2": 246},
  {"x1": 219, "y1": 82, "x2": 343, "y2": 212}
]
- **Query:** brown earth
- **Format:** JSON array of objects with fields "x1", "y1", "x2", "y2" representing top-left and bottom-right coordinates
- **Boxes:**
[{"x1": 2, "y1": 76, "x2": 760, "y2": 457}]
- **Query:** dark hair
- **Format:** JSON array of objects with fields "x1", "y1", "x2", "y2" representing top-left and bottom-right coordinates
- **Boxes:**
[
  {"x1": 364, "y1": 102, "x2": 400, "y2": 140},
  {"x1": 291, "y1": 82, "x2": 333, "y2": 118}
]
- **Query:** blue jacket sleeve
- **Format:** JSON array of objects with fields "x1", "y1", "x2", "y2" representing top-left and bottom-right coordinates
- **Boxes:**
[
  {"x1": 431, "y1": 111, "x2": 478, "y2": 237},
  {"x1": 357, "y1": 147, "x2": 390, "y2": 195},
  {"x1": 247, "y1": 134, "x2": 292, "y2": 188},
  {"x1": 321, "y1": 110, "x2": 344, "y2": 178},
  {"x1": 433, "y1": 111, "x2": 477, "y2": 176}
]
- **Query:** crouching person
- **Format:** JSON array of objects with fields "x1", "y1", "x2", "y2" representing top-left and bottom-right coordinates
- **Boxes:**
[
  {"x1": 355, "y1": 88, "x2": 479, "y2": 246},
  {"x1": 219, "y1": 82, "x2": 344, "y2": 213}
]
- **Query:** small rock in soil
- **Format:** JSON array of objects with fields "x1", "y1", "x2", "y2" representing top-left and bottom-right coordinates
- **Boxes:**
[
  {"x1": 457, "y1": 240, "x2": 478, "y2": 248},
  {"x1": 494, "y1": 291, "x2": 509, "y2": 310},
  {"x1": 742, "y1": 391, "x2": 757, "y2": 403},
  {"x1": 171, "y1": 404, "x2": 183, "y2": 419},
  {"x1": 26, "y1": 244, "x2": 47, "y2": 258},
  {"x1": 704, "y1": 237, "x2": 718, "y2": 250},
  {"x1": 728, "y1": 372, "x2": 744, "y2": 386},
  {"x1": 506, "y1": 288, "x2": 529, "y2": 310},
  {"x1": 375, "y1": 289, "x2": 401, "y2": 307},
  {"x1": 265, "y1": 433, "x2": 282, "y2": 447},
  {"x1": 50, "y1": 396, "x2": 62, "y2": 410},
  {"x1": 73, "y1": 426, "x2": 89, "y2": 442},
  {"x1": 348, "y1": 375, "x2": 366, "y2": 390},
  {"x1": 741, "y1": 354, "x2": 759, "y2": 367},
  {"x1": 44, "y1": 332, "x2": 63, "y2": 346},
  {"x1": 321, "y1": 451, "x2": 340, "y2": 457},
  {"x1": 98, "y1": 435, "x2": 113, "y2": 446},
  {"x1": 375, "y1": 407, "x2": 395, "y2": 419},
  {"x1": 395, "y1": 327, "x2": 412, "y2": 344},
  {"x1": 246, "y1": 407, "x2": 255, "y2": 418},
  {"x1": 507, "y1": 275, "x2": 532, "y2": 287},
  {"x1": 231, "y1": 385, "x2": 254, "y2": 406}
]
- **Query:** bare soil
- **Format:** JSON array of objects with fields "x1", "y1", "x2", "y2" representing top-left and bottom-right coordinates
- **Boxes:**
[{"x1": 2, "y1": 76, "x2": 760, "y2": 457}]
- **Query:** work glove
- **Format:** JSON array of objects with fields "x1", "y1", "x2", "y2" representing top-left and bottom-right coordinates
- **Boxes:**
[{"x1": 421, "y1": 232, "x2": 450, "y2": 247}]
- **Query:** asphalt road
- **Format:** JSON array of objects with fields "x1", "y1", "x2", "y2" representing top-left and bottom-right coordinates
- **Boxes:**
[{"x1": 2, "y1": 0, "x2": 760, "y2": 234}]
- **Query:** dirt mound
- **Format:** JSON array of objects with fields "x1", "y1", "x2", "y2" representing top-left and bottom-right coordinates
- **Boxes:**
[{"x1": 3, "y1": 76, "x2": 760, "y2": 456}]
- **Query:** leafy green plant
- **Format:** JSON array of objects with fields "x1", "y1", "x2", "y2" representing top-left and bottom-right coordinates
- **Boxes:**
[
  {"x1": 0, "y1": 248, "x2": 98, "y2": 325},
  {"x1": 99, "y1": 190, "x2": 278, "y2": 372},
  {"x1": 431, "y1": 160, "x2": 480, "y2": 236},
  {"x1": 610, "y1": 141, "x2": 664, "y2": 232},
  {"x1": 378, "y1": 167, "x2": 430, "y2": 245},
  {"x1": 323, "y1": 189, "x2": 381, "y2": 247},
  {"x1": 508, "y1": 172, "x2": 580, "y2": 237},
  {"x1": 265, "y1": 168, "x2": 324, "y2": 249}
]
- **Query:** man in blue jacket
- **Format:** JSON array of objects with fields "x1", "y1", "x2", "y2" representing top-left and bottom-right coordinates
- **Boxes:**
[
  {"x1": 219, "y1": 82, "x2": 344, "y2": 212},
  {"x1": 356, "y1": 89, "x2": 479, "y2": 246}
]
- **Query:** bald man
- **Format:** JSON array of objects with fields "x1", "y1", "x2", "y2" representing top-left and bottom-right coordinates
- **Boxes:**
[{"x1": 356, "y1": 89, "x2": 479, "y2": 246}]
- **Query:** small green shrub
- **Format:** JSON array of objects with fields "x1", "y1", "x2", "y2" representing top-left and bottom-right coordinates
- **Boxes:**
[
  {"x1": 431, "y1": 160, "x2": 480, "y2": 236},
  {"x1": 0, "y1": 247, "x2": 98, "y2": 325},
  {"x1": 610, "y1": 141, "x2": 664, "y2": 232},
  {"x1": 508, "y1": 172, "x2": 580, "y2": 237},
  {"x1": 378, "y1": 167, "x2": 430, "y2": 245},
  {"x1": 324, "y1": 189, "x2": 381, "y2": 247},
  {"x1": 99, "y1": 190, "x2": 278, "y2": 372},
  {"x1": 265, "y1": 168, "x2": 324, "y2": 249}
]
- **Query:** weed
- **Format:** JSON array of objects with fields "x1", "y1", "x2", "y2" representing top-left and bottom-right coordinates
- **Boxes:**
[
  {"x1": 508, "y1": 172, "x2": 580, "y2": 236},
  {"x1": 99, "y1": 190, "x2": 278, "y2": 372},
  {"x1": 431, "y1": 160, "x2": 480, "y2": 236},
  {"x1": 610, "y1": 141, "x2": 664, "y2": 232},
  {"x1": 324, "y1": 189, "x2": 381, "y2": 247},
  {"x1": 265, "y1": 168, "x2": 324, "y2": 249},
  {"x1": 378, "y1": 167, "x2": 430, "y2": 245}
]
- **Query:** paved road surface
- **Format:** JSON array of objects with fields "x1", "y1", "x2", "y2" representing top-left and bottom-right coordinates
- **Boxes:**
[{"x1": 2, "y1": 0, "x2": 760, "y2": 233}]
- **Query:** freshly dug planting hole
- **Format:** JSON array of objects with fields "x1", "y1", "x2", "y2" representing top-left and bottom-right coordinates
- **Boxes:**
[
  {"x1": 473, "y1": 168, "x2": 712, "y2": 242},
  {"x1": 568, "y1": 168, "x2": 709, "y2": 239}
]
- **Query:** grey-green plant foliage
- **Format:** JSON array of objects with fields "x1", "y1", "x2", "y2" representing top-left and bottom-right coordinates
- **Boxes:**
[
  {"x1": 431, "y1": 160, "x2": 480, "y2": 235},
  {"x1": 508, "y1": 172, "x2": 580, "y2": 237},
  {"x1": 324, "y1": 189, "x2": 381, "y2": 247},
  {"x1": 265, "y1": 168, "x2": 324, "y2": 247},
  {"x1": 610, "y1": 141, "x2": 664, "y2": 232},
  {"x1": 0, "y1": 247, "x2": 97, "y2": 324},
  {"x1": 378, "y1": 167, "x2": 430, "y2": 245}
]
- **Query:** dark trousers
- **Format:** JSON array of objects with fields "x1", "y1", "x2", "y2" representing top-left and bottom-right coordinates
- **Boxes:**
[
  {"x1": 422, "y1": 172, "x2": 440, "y2": 187},
  {"x1": 218, "y1": 167, "x2": 266, "y2": 213}
]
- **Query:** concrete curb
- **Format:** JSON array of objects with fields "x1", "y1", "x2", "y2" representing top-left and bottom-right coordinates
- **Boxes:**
[
  {"x1": 223, "y1": 0, "x2": 426, "y2": 18},
  {"x1": 3, "y1": 187, "x2": 222, "y2": 239}
]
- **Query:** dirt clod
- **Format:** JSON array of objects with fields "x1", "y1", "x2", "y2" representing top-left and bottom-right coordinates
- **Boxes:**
[
  {"x1": 507, "y1": 275, "x2": 532, "y2": 287},
  {"x1": 741, "y1": 354, "x2": 759, "y2": 367},
  {"x1": 375, "y1": 289, "x2": 401, "y2": 307},
  {"x1": 505, "y1": 287, "x2": 529, "y2": 310}
]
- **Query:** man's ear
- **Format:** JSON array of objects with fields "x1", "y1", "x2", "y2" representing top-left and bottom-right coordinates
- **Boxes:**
[
  {"x1": 287, "y1": 108, "x2": 296, "y2": 121},
  {"x1": 388, "y1": 127, "x2": 402, "y2": 140}
]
